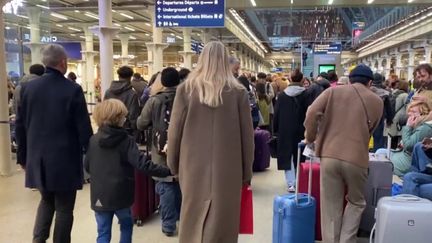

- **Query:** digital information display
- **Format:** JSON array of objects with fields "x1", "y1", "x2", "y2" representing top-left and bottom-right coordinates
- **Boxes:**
[
  {"x1": 313, "y1": 44, "x2": 342, "y2": 55},
  {"x1": 155, "y1": 0, "x2": 225, "y2": 28}
]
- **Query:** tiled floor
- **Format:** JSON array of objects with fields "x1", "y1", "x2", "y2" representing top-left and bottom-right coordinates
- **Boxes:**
[{"x1": 0, "y1": 159, "x2": 368, "y2": 243}]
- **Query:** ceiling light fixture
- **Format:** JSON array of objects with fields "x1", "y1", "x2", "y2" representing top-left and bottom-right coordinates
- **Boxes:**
[
  {"x1": 176, "y1": 35, "x2": 183, "y2": 40},
  {"x1": 145, "y1": 23, "x2": 151, "y2": 27},
  {"x1": 36, "y1": 4, "x2": 49, "y2": 10},
  {"x1": 228, "y1": 9, "x2": 267, "y2": 53},
  {"x1": 56, "y1": 24, "x2": 63, "y2": 27},
  {"x1": 84, "y1": 12, "x2": 99, "y2": 20},
  {"x1": 79, "y1": 36, "x2": 85, "y2": 39},
  {"x1": 367, "y1": 0, "x2": 374, "y2": 4},
  {"x1": 74, "y1": 10, "x2": 80, "y2": 13},
  {"x1": 291, "y1": 0, "x2": 294, "y2": 4},
  {"x1": 408, "y1": 0, "x2": 415, "y2": 2},
  {"x1": 145, "y1": 33, "x2": 150, "y2": 36},
  {"x1": 129, "y1": 36, "x2": 137, "y2": 40},
  {"x1": 328, "y1": 0, "x2": 334, "y2": 4},
  {"x1": 250, "y1": 0, "x2": 256, "y2": 7},
  {"x1": 70, "y1": 34, "x2": 76, "y2": 36},
  {"x1": 68, "y1": 26, "x2": 81, "y2": 32},
  {"x1": 114, "y1": 23, "x2": 121, "y2": 27},
  {"x1": 124, "y1": 26, "x2": 135, "y2": 31},
  {"x1": 120, "y1": 13, "x2": 134, "y2": 19},
  {"x1": 16, "y1": 14, "x2": 28, "y2": 19},
  {"x1": 112, "y1": 10, "x2": 117, "y2": 13},
  {"x1": 51, "y1": 13, "x2": 68, "y2": 20}
]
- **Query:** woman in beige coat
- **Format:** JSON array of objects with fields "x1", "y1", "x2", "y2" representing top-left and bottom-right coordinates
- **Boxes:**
[{"x1": 167, "y1": 41, "x2": 255, "y2": 243}]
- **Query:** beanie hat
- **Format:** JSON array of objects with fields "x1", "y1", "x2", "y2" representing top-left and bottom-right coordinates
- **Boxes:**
[
  {"x1": 349, "y1": 64, "x2": 374, "y2": 81},
  {"x1": 372, "y1": 73, "x2": 385, "y2": 85},
  {"x1": 161, "y1": 67, "x2": 180, "y2": 88}
]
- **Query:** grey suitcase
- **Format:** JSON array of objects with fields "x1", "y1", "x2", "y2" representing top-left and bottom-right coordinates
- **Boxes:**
[
  {"x1": 372, "y1": 195, "x2": 432, "y2": 243},
  {"x1": 359, "y1": 154, "x2": 393, "y2": 233}
]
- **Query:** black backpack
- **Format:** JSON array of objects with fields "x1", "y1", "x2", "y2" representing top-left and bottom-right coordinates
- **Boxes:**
[{"x1": 152, "y1": 91, "x2": 176, "y2": 155}]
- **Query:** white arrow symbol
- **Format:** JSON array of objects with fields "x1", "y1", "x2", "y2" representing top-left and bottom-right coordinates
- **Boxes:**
[
  {"x1": 157, "y1": 7, "x2": 161, "y2": 12},
  {"x1": 158, "y1": 21, "x2": 162, "y2": 26},
  {"x1": 157, "y1": 0, "x2": 161, "y2": 4},
  {"x1": 157, "y1": 15, "x2": 161, "y2": 19}
]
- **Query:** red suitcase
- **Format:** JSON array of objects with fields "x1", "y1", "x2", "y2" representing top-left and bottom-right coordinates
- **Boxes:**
[
  {"x1": 131, "y1": 171, "x2": 159, "y2": 226},
  {"x1": 298, "y1": 161, "x2": 322, "y2": 240},
  {"x1": 132, "y1": 129, "x2": 159, "y2": 226}
]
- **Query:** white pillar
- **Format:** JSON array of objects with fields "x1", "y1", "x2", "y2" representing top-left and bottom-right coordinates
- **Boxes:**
[
  {"x1": 91, "y1": 0, "x2": 119, "y2": 99},
  {"x1": 408, "y1": 50, "x2": 416, "y2": 79},
  {"x1": 395, "y1": 54, "x2": 403, "y2": 77},
  {"x1": 26, "y1": 7, "x2": 43, "y2": 64},
  {"x1": 384, "y1": 56, "x2": 392, "y2": 79},
  {"x1": 179, "y1": 28, "x2": 194, "y2": 69},
  {"x1": 201, "y1": 29, "x2": 213, "y2": 44},
  {"x1": 146, "y1": 6, "x2": 168, "y2": 73},
  {"x1": 119, "y1": 34, "x2": 130, "y2": 66},
  {"x1": 82, "y1": 26, "x2": 97, "y2": 103},
  {"x1": 0, "y1": 0, "x2": 13, "y2": 176},
  {"x1": 425, "y1": 46, "x2": 432, "y2": 63},
  {"x1": 377, "y1": 58, "x2": 384, "y2": 74}
]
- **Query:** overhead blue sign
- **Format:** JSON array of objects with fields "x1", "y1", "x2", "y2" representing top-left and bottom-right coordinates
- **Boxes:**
[
  {"x1": 313, "y1": 44, "x2": 342, "y2": 55},
  {"x1": 155, "y1": 0, "x2": 225, "y2": 28},
  {"x1": 191, "y1": 41, "x2": 204, "y2": 54},
  {"x1": 271, "y1": 67, "x2": 283, "y2": 73}
]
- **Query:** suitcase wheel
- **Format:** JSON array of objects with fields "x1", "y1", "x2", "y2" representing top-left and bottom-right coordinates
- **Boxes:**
[{"x1": 135, "y1": 219, "x2": 144, "y2": 227}]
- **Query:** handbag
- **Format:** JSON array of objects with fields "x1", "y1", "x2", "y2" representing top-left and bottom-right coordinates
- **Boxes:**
[
  {"x1": 239, "y1": 185, "x2": 253, "y2": 234},
  {"x1": 268, "y1": 136, "x2": 278, "y2": 158}
]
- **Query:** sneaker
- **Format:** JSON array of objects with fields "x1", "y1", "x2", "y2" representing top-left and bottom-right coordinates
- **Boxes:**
[
  {"x1": 287, "y1": 185, "x2": 295, "y2": 193},
  {"x1": 162, "y1": 229, "x2": 175, "y2": 237}
]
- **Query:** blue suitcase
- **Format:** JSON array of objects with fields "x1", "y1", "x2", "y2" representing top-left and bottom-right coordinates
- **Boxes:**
[{"x1": 272, "y1": 150, "x2": 316, "y2": 243}]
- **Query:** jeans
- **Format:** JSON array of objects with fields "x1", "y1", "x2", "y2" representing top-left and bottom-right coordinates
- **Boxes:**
[
  {"x1": 372, "y1": 119, "x2": 385, "y2": 152},
  {"x1": 411, "y1": 142, "x2": 432, "y2": 173},
  {"x1": 33, "y1": 191, "x2": 77, "y2": 243},
  {"x1": 402, "y1": 172, "x2": 432, "y2": 200},
  {"x1": 94, "y1": 208, "x2": 133, "y2": 243},
  {"x1": 155, "y1": 181, "x2": 182, "y2": 233}
]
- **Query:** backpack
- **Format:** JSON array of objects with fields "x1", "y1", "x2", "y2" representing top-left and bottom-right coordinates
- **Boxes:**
[
  {"x1": 389, "y1": 90, "x2": 404, "y2": 114},
  {"x1": 152, "y1": 91, "x2": 176, "y2": 155}
]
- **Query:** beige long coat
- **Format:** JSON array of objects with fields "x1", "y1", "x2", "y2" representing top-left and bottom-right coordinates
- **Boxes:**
[{"x1": 167, "y1": 83, "x2": 255, "y2": 243}]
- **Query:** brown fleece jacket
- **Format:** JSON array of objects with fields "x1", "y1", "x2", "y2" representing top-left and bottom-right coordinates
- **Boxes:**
[{"x1": 304, "y1": 83, "x2": 383, "y2": 168}]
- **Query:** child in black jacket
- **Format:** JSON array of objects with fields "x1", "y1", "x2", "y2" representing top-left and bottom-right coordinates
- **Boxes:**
[{"x1": 85, "y1": 99, "x2": 171, "y2": 243}]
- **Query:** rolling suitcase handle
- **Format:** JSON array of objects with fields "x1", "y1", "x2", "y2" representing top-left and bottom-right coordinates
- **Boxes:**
[{"x1": 295, "y1": 142, "x2": 313, "y2": 205}]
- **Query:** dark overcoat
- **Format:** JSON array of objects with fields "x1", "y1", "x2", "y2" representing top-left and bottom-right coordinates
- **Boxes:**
[
  {"x1": 273, "y1": 86, "x2": 309, "y2": 170},
  {"x1": 16, "y1": 67, "x2": 93, "y2": 191}
]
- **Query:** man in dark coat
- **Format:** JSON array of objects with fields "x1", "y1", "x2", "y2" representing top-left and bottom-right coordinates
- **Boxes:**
[
  {"x1": 16, "y1": 44, "x2": 93, "y2": 243},
  {"x1": 273, "y1": 69, "x2": 311, "y2": 191},
  {"x1": 104, "y1": 66, "x2": 140, "y2": 134}
]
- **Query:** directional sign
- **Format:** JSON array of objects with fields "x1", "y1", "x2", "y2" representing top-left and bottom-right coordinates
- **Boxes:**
[{"x1": 155, "y1": 0, "x2": 225, "y2": 28}]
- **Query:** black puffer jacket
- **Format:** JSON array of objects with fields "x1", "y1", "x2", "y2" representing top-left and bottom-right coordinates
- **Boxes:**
[
  {"x1": 104, "y1": 80, "x2": 140, "y2": 131},
  {"x1": 85, "y1": 125, "x2": 171, "y2": 211}
]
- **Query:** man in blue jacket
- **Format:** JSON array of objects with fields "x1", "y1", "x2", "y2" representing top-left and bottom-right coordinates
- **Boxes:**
[{"x1": 16, "y1": 44, "x2": 93, "y2": 243}]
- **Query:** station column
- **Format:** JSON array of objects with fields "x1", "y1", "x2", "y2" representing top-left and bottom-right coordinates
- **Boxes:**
[
  {"x1": 119, "y1": 34, "x2": 131, "y2": 66},
  {"x1": 82, "y1": 25, "x2": 97, "y2": 103},
  {"x1": 146, "y1": 6, "x2": 168, "y2": 74},
  {"x1": 201, "y1": 29, "x2": 213, "y2": 44},
  {"x1": 91, "y1": 0, "x2": 119, "y2": 98},
  {"x1": 424, "y1": 46, "x2": 432, "y2": 63},
  {"x1": 0, "y1": 0, "x2": 13, "y2": 176},
  {"x1": 26, "y1": 7, "x2": 43, "y2": 64},
  {"x1": 395, "y1": 54, "x2": 403, "y2": 78},
  {"x1": 384, "y1": 56, "x2": 392, "y2": 79},
  {"x1": 377, "y1": 57, "x2": 384, "y2": 74},
  {"x1": 407, "y1": 50, "x2": 416, "y2": 80},
  {"x1": 179, "y1": 28, "x2": 195, "y2": 70}
]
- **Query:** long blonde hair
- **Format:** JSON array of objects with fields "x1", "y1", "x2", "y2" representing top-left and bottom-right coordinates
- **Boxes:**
[{"x1": 185, "y1": 41, "x2": 242, "y2": 107}]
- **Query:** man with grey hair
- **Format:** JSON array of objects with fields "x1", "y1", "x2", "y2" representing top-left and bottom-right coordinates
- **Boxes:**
[
  {"x1": 229, "y1": 56, "x2": 241, "y2": 78},
  {"x1": 16, "y1": 44, "x2": 93, "y2": 243}
]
